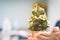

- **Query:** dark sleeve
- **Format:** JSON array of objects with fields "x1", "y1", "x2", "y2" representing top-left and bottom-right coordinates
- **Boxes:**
[{"x1": 55, "y1": 21, "x2": 60, "y2": 28}]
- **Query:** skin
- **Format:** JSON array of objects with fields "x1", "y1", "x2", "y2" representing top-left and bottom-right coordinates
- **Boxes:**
[{"x1": 28, "y1": 27, "x2": 60, "y2": 40}]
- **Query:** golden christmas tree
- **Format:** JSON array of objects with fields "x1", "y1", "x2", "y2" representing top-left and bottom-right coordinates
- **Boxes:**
[{"x1": 28, "y1": 3, "x2": 49, "y2": 37}]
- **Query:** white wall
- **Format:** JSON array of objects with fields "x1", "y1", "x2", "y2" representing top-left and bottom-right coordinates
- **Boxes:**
[
  {"x1": 0, "y1": 0, "x2": 35, "y2": 30},
  {"x1": 47, "y1": 0, "x2": 60, "y2": 31}
]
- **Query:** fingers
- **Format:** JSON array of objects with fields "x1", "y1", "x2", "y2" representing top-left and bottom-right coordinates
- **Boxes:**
[
  {"x1": 37, "y1": 31, "x2": 50, "y2": 37},
  {"x1": 28, "y1": 34, "x2": 32, "y2": 40},
  {"x1": 28, "y1": 34, "x2": 37, "y2": 40},
  {"x1": 37, "y1": 35, "x2": 49, "y2": 40},
  {"x1": 28, "y1": 34, "x2": 48, "y2": 40},
  {"x1": 36, "y1": 32, "x2": 50, "y2": 40},
  {"x1": 28, "y1": 37, "x2": 32, "y2": 40}
]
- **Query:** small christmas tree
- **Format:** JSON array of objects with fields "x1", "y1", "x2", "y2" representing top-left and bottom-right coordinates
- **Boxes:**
[{"x1": 29, "y1": 3, "x2": 49, "y2": 31}]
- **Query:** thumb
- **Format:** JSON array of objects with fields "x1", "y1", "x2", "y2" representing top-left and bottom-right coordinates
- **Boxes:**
[
  {"x1": 28, "y1": 34, "x2": 32, "y2": 40},
  {"x1": 52, "y1": 27, "x2": 59, "y2": 32}
]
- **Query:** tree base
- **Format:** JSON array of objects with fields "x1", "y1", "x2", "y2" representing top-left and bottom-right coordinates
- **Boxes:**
[{"x1": 32, "y1": 30, "x2": 45, "y2": 38}]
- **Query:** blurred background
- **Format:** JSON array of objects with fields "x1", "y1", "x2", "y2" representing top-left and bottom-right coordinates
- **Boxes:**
[{"x1": 0, "y1": 0, "x2": 60, "y2": 40}]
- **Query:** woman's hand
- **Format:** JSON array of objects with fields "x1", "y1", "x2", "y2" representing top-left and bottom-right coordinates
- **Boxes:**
[{"x1": 28, "y1": 27, "x2": 60, "y2": 40}]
